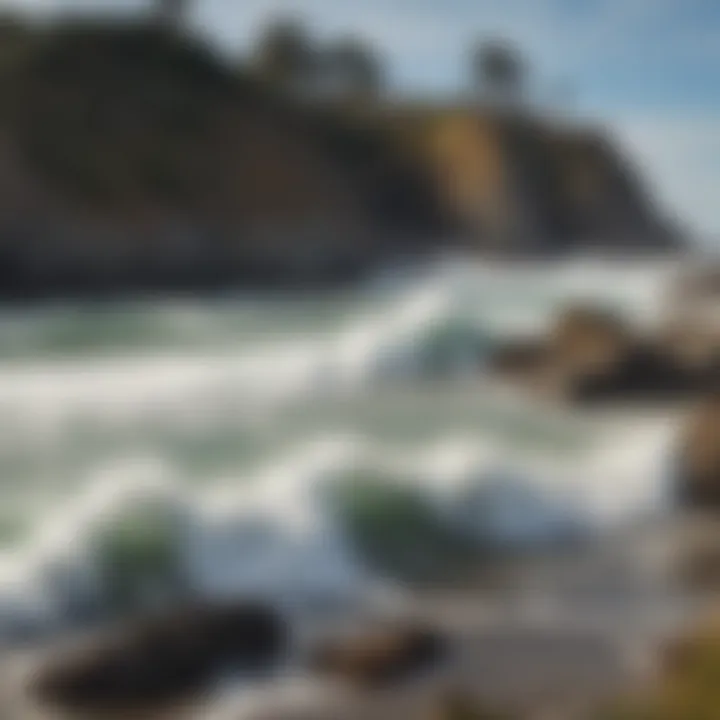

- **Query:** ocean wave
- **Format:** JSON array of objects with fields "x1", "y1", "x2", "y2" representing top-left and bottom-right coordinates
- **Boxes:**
[
  {"x1": 0, "y1": 416, "x2": 676, "y2": 640},
  {"x1": 0, "y1": 258, "x2": 685, "y2": 642}
]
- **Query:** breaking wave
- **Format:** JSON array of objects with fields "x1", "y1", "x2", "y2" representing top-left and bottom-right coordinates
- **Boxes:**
[{"x1": 0, "y1": 257, "x2": 684, "y2": 640}]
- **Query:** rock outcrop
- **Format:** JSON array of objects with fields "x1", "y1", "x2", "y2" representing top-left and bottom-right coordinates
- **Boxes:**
[
  {"x1": 29, "y1": 601, "x2": 287, "y2": 713},
  {"x1": 677, "y1": 395, "x2": 720, "y2": 510},
  {"x1": 310, "y1": 622, "x2": 446, "y2": 688},
  {"x1": 489, "y1": 304, "x2": 718, "y2": 404},
  {"x1": 0, "y1": 21, "x2": 444, "y2": 297},
  {"x1": 381, "y1": 108, "x2": 681, "y2": 256}
]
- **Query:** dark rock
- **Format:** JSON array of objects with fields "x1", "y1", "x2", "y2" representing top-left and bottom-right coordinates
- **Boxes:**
[
  {"x1": 547, "y1": 305, "x2": 631, "y2": 378},
  {"x1": 677, "y1": 544, "x2": 720, "y2": 591},
  {"x1": 489, "y1": 302, "x2": 719, "y2": 404},
  {"x1": 659, "y1": 322, "x2": 720, "y2": 380},
  {"x1": 678, "y1": 395, "x2": 720, "y2": 510},
  {"x1": 310, "y1": 622, "x2": 445, "y2": 688},
  {"x1": 565, "y1": 342, "x2": 710, "y2": 403},
  {"x1": 29, "y1": 601, "x2": 287, "y2": 713},
  {"x1": 488, "y1": 305, "x2": 629, "y2": 389},
  {"x1": 674, "y1": 265, "x2": 720, "y2": 303},
  {"x1": 487, "y1": 340, "x2": 547, "y2": 378}
]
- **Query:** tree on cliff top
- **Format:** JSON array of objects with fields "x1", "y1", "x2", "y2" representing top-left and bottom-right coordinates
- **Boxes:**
[
  {"x1": 250, "y1": 17, "x2": 317, "y2": 98},
  {"x1": 472, "y1": 39, "x2": 527, "y2": 108},
  {"x1": 153, "y1": 0, "x2": 190, "y2": 31},
  {"x1": 250, "y1": 20, "x2": 384, "y2": 105},
  {"x1": 321, "y1": 37, "x2": 384, "y2": 104}
]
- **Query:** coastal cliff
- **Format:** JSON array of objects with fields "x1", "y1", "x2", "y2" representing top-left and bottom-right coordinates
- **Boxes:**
[
  {"x1": 0, "y1": 19, "x2": 681, "y2": 296},
  {"x1": 375, "y1": 106, "x2": 679, "y2": 255}
]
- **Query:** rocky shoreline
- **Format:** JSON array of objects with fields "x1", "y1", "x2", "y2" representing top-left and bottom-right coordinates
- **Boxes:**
[
  {"x1": 1, "y1": 264, "x2": 717, "y2": 719},
  {"x1": 4, "y1": 524, "x2": 715, "y2": 720}
]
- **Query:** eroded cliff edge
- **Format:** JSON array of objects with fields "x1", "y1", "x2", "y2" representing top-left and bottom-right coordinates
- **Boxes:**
[{"x1": 0, "y1": 19, "x2": 682, "y2": 296}]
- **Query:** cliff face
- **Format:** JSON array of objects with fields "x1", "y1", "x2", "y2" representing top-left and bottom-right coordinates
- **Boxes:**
[
  {"x1": 381, "y1": 107, "x2": 680, "y2": 256},
  {"x1": 547, "y1": 128, "x2": 679, "y2": 251},
  {"x1": 0, "y1": 21, "x2": 682, "y2": 296},
  {"x1": 0, "y1": 22, "x2": 444, "y2": 296}
]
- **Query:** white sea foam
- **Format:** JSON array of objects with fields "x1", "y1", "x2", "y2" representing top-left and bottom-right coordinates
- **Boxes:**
[
  {"x1": 0, "y1": 415, "x2": 677, "y2": 639},
  {"x1": 0, "y1": 258, "x2": 687, "y2": 639}
]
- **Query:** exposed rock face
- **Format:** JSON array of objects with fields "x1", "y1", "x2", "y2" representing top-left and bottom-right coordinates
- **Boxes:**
[
  {"x1": 489, "y1": 305, "x2": 632, "y2": 396},
  {"x1": 310, "y1": 622, "x2": 446, "y2": 688},
  {"x1": 29, "y1": 601, "x2": 287, "y2": 713},
  {"x1": 0, "y1": 20, "x2": 684, "y2": 296},
  {"x1": 564, "y1": 343, "x2": 714, "y2": 403},
  {"x1": 411, "y1": 111, "x2": 681, "y2": 256},
  {"x1": 660, "y1": 323, "x2": 720, "y2": 379},
  {"x1": 548, "y1": 306, "x2": 631, "y2": 377},
  {"x1": 678, "y1": 395, "x2": 720, "y2": 510},
  {"x1": 488, "y1": 339, "x2": 548, "y2": 379},
  {"x1": 0, "y1": 22, "x2": 444, "y2": 297},
  {"x1": 673, "y1": 264, "x2": 720, "y2": 303},
  {"x1": 489, "y1": 304, "x2": 717, "y2": 403}
]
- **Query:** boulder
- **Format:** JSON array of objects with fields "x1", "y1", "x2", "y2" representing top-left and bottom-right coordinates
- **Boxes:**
[
  {"x1": 488, "y1": 303, "x2": 718, "y2": 404},
  {"x1": 659, "y1": 322, "x2": 720, "y2": 380},
  {"x1": 488, "y1": 306, "x2": 629, "y2": 388},
  {"x1": 488, "y1": 305, "x2": 635, "y2": 398},
  {"x1": 29, "y1": 601, "x2": 287, "y2": 713},
  {"x1": 548, "y1": 305, "x2": 631, "y2": 378},
  {"x1": 487, "y1": 340, "x2": 547, "y2": 379},
  {"x1": 677, "y1": 395, "x2": 720, "y2": 510},
  {"x1": 544, "y1": 305, "x2": 716, "y2": 403},
  {"x1": 674, "y1": 265, "x2": 720, "y2": 303},
  {"x1": 565, "y1": 342, "x2": 709, "y2": 403},
  {"x1": 310, "y1": 622, "x2": 446, "y2": 688}
]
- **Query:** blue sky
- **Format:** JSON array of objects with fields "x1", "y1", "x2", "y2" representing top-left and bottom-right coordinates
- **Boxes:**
[{"x1": 7, "y1": 0, "x2": 720, "y2": 241}]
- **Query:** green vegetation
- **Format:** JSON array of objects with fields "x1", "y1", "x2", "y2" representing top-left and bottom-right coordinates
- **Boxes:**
[
  {"x1": 598, "y1": 619, "x2": 720, "y2": 720},
  {"x1": 335, "y1": 475, "x2": 478, "y2": 581},
  {"x1": 92, "y1": 503, "x2": 186, "y2": 614}
]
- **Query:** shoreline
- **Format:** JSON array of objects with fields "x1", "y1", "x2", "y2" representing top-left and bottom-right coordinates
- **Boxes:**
[{"x1": 5, "y1": 514, "x2": 717, "y2": 719}]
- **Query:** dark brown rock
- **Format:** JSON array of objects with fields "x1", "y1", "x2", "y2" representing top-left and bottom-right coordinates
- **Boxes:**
[
  {"x1": 678, "y1": 395, "x2": 720, "y2": 509},
  {"x1": 310, "y1": 622, "x2": 446, "y2": 688},
  {"x1": 487, "y1": 339, "x2": 547, "y2": 378},
  {"x1": 488, "y1": 306, "x2": 630, "y2": 389},
  {"x1": 29, "y1": 601, "x2": 287, "y2": 713},
  {"x1": 564, "y1": 342, "x2": 711, "y2": 403},
  {"x1": 493, "y1": 303, "x2": 719, "y2": 404},
  {"x1": 674, "y1": 265, "x2": 720, "y2": 303},
  {"x1": 548, "y1": 305, "x2": 631, "y2": 377},
  {"x1": 659, "y1": 322, "x2": 720, "y2": 380},
  {"x1": 488, "y1": 305, "x2": 636, "y2": 397}
]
